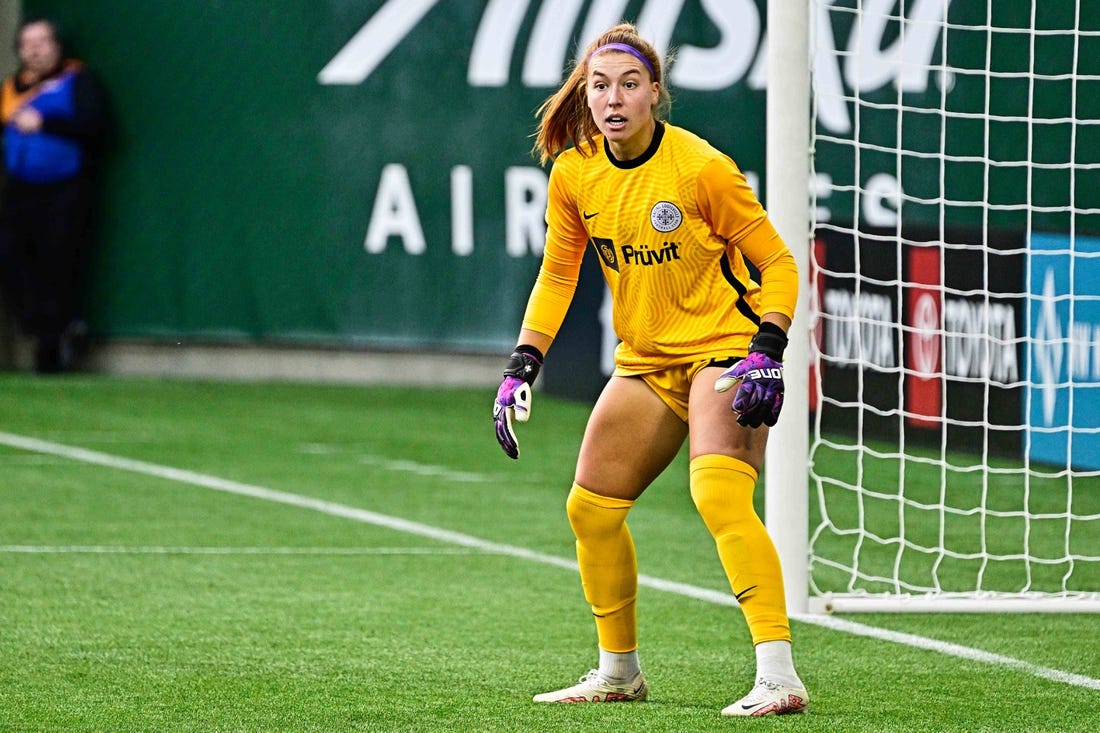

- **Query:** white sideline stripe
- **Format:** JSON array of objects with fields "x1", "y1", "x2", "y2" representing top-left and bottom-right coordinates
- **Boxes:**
[
  {"x1": 0, "y1": 545, "x2": 489, "y2": 556},
  {"x1": 2, "y1": 430, "x2": 1098, "y2": 692},
  {"x1": 805, "y1": 615, "x2": 1100, "y2": 691},
  {"x1": 0, "y1": 431, "x2": 578, "y2": 574}
]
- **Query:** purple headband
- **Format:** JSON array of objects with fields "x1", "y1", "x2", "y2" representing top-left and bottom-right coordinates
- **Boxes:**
[{"x1": 587, "y1": 42, "x2": 655, "y2": 77}]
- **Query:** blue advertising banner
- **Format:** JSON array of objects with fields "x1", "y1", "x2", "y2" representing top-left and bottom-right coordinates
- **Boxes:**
[{"x1": 1026, "y1": 233, "x2": 1100, "y2": 470}]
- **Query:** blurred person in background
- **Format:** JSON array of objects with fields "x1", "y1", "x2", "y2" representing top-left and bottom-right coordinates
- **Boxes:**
[
  {"x1": 0, "y1": 16, "x2": 109, "y2": 373},
  {"x1": 492, "y1": 22, "x2": 808, "y2": 718}
]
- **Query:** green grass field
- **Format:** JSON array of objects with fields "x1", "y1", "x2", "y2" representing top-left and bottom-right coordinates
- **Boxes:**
[{"x1": 1, "y1": 375, "x2": 1097, "y2": 732}]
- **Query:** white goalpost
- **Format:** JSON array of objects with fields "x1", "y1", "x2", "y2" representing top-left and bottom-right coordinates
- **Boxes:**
[
  {"x1": 766, "y1": 0, "x2": 812, "y2": 615},
  {"x1": 769, "y1": 0, "x2": 1100, "y2": 612}
]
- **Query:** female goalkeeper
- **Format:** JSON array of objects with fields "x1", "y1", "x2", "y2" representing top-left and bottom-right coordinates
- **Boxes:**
[{"x1": 492, "y1": 23, "x2": 808, "y2": 717}]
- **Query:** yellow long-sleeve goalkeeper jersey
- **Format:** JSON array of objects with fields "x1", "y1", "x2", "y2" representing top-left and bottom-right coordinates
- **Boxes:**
[{"x1": 521, "y1": 122, "x2": 798, "y2": 374}]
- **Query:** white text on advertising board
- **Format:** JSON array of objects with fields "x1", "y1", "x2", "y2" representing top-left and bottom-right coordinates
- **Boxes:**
[{"x1": 320, "y1": 0, "x2": 953, "y2": 136}]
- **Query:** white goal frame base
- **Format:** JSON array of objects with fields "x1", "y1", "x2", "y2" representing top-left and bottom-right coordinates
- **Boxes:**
[{"x1": 810, "y1": 594, "x2": 1100, "y2": 614}]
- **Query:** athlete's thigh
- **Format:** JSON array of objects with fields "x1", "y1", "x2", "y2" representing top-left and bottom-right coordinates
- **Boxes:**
[
  {"x1": 575, "y1": 376, "x2": 688, "y2": 500},
  {"x1": 687, "y1": 366, "x2": 769, "y2": 470}
]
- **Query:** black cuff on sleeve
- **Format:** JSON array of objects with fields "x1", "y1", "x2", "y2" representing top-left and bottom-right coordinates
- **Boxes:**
[{"x1": 749, "y1": 322, "x2": 788, "y2": 360}]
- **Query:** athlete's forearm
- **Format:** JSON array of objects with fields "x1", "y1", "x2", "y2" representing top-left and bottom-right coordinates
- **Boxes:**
[
  {"x1": 516, "y1": 328, "x2": 554, "y2": 357},
  {"x1": 759, "y1": 313, "x2": 792, "y2": 334}
]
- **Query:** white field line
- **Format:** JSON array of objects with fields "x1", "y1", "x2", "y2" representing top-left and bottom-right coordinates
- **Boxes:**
[
  {"x1": 357, "y1": 454, "x2": 488, "y2": 483},
  {"x1": 807, "y1": 615, "x2": 1100, "y2": 691},
  {"x1": 2, "y1": 430, "x2": 1098, "y2": 692},
  {"x1": 0, "y1": 454, "x2": 70, "y2": 465},
  {"x1": 0, "y1": 545, "x2": 489, "y2": 556},
  {"x1": 299, "y1": 445, "x2": 494, "y2": 484}
]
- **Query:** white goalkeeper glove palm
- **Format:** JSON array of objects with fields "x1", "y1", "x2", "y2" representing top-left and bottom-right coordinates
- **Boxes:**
[{"x1": 492, "y1": 345, "x2": 543, "y2": 459}]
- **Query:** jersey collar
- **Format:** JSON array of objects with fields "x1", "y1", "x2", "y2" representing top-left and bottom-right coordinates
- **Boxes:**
[{"x1": 604, "y1": 120, "x2": 665, "y2": 169}]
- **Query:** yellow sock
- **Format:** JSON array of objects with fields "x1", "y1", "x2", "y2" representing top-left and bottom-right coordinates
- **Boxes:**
[
  {"x1": 565, "y1": 483, "x2": 638, "y2": 653},
  {"x1": 689, "y1": 454, "x2": 791, "y2": 644}
]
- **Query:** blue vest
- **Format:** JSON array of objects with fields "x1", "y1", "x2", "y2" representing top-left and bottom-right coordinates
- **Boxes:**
[{"x1": 3, "y1": 70, "x2": 83, "y2": 184}]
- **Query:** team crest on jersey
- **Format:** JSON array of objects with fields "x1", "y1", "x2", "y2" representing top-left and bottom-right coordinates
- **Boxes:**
[
  {"x1": 650, "y1": 201, "x2": 683, "y2": 233},
  {"x1": 591, "y1": 236, "x2": 619, "y2": 271}
]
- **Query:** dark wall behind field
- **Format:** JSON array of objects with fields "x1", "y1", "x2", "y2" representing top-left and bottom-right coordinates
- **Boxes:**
[
  {"x1": 20, "y1": 1, "x2": 1095, "y2": 355},
  {"x1": 22, "y1": 0, "x2": 769, "y2": 352}
]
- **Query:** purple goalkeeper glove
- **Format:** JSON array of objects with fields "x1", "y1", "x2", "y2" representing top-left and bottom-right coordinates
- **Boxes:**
[
  {"x1": 714, "y1": 323, "x2": 789, "y2": 428},
  {"x1": 493, "y1": 345, "x2": 543, "y2": 459}
]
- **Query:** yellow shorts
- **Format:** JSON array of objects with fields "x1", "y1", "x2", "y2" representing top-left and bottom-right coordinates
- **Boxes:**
[{"x1": 618, "y1": 355, "x2": 741, "y2": 423}]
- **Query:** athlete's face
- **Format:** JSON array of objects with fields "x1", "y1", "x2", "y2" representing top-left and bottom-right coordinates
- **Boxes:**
[
  {"x1": 18, "y1": 22, "x2": 62, "y2": 81},
  {"x1": 586, "y1": 52, "x2": 659, "y2": 161}
]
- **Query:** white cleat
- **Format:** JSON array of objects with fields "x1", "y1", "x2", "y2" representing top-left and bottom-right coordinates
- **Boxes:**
[
  {"x1": 721, "y1": 678, "x2": 809, "y2": 717},
  {"x1": 532, "y1": 669, "x2": 648, "y2": 703}
]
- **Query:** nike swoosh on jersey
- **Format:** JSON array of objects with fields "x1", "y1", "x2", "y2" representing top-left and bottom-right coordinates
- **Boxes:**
[{"x1": 583, "y1": 210, "x2": 599, "y2": 219}]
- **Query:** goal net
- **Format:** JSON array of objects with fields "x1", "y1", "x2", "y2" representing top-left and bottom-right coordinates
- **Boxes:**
[{"x1": 806, "y1": 0, "x2": 1100, "y2": 611}]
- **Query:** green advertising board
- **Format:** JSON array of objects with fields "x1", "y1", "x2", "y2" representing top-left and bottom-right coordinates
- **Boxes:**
[{"x1": 19, "y1": 0, "x2": 1097, "y2": 351}]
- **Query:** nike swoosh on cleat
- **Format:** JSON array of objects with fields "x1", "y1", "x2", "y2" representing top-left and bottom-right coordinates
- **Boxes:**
[
  {"x1": 743, "y1": 696, "x2": 805, "y2": 715},
  {"x1": 583, "y1": 211, "x2": 599, "y2": 219}
]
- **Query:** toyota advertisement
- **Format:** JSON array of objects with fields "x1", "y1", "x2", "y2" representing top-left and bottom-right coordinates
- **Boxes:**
[{"x1": 813, "y1": 227, "x2": 1099, "y2": 469}]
